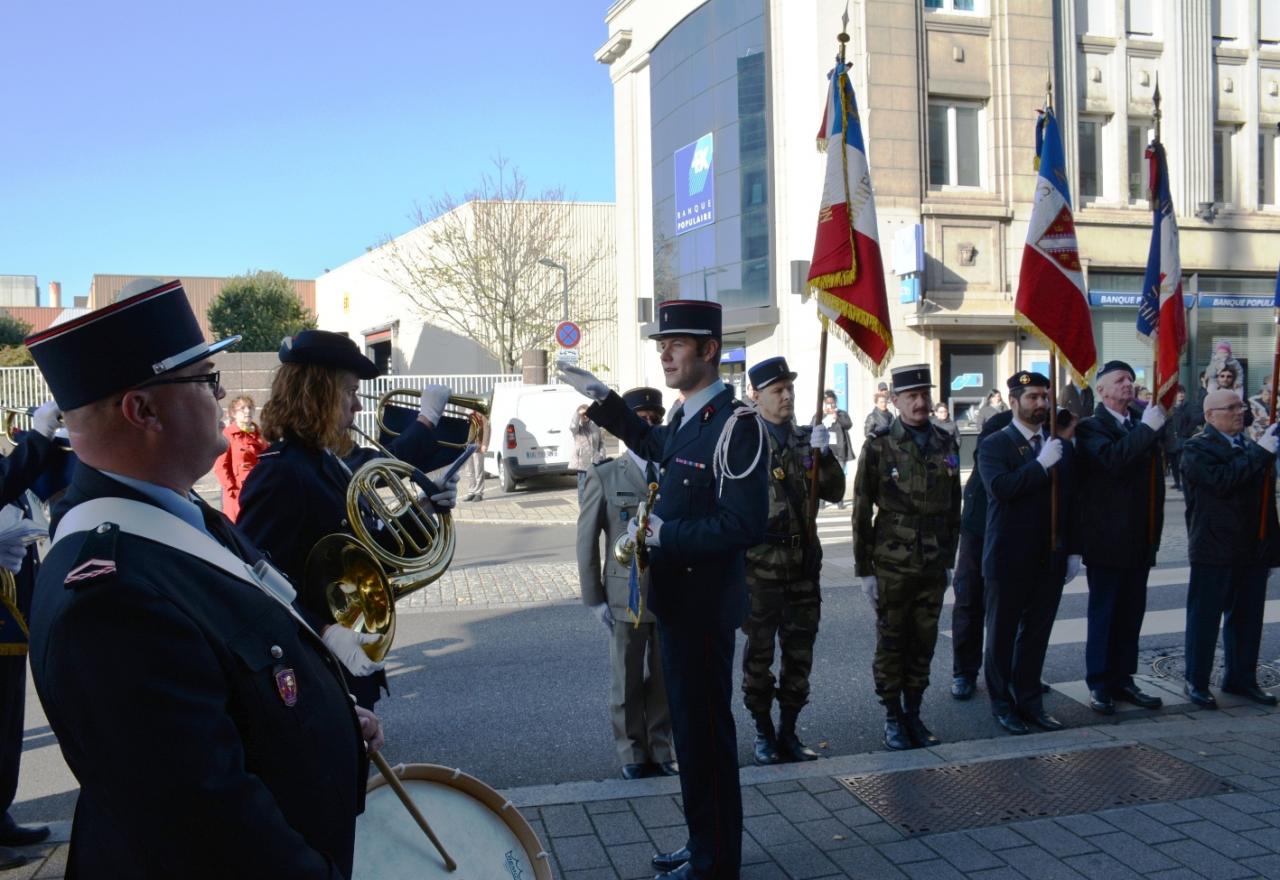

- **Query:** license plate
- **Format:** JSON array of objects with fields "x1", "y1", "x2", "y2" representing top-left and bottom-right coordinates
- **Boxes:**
[{"x1": 525, "y1": 447, "x2": 555, "y2": 459}]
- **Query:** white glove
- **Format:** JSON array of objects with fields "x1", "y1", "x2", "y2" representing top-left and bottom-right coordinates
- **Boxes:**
[
  {"x1": 32, "y1": 400, "x2": 61, "y2": 439},
  {"x1": 1140, "y1": 404, "x2": 1166, "y2": 432},
  {"x1": 418, "y1": 384, "x2": 451, "y2": 426},
  {"x1": 429, "y1": 470, "x2": 460, "y2": 510},
  {"x1": 354, "y1": 706, "x2": 384, "y2": 753},
  {"x1": 626, "y1": 511, "x2": 664, "y2": 547},
  {"x1": 557, "y1": 365, "x2": 609, "y2": 402},
  {"x1": 809, "y1": 424, "x2": 830, "y2": 449},
  {"x1": 861, "y1": 576, "x2": 878, "y2": 602},
  {"x1": 1036, "y1": 437, "x2": 1063, "y2": 470},
  {"x1": 322, "y1": 625, "x2": 385, "y2": 676},
  {"x1": 1260, "y1": 424, "x2": 1280, "y2": 454},
  {"x1": 593, "y1": 602, "x2": 614, "y2": 632},
  {"x1": 0, "y1": 541, "x2": 26, "y2": 574},
  {"x1": 1065, "y1": 554, "x2": 1082, "y2": 583}
]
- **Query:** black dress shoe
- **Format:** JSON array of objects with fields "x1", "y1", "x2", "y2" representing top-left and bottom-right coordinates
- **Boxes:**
[
  {"x1": 1088, "y1": 688, "x2": 1116, "y2": 715},
  {"x1": 777, "y1": 730, "x2": 820, "y2": 762},
  {"x1": 1184, "y1": 681, "x2": 1219, "y2": 709},
  {"x1": 1021, "y1": 710, "x2": 1065, "y2": 731},
  {"x1": 621, "y1": 763, "x2": 648, "y2": 780},
  {"x1": 951, "y1": 676, "x2": 975, "y2": 700},
  {"x1": 655, "y1": 862, "x2": 703, "y2": 880},
  {"x1": 1041, "y1": 681, "x2": 1051, "y2": 695},
  {"x1": 1112, "y1": 683, "x2": 1163, "y2": 709},
  {"x1": 0, "y1": 822, "x2": 49, "y2": 847},
  {"x1": 902, "y1": 713, "x2": 942, "y2": 747},
  {"x1": 651, "y1": 846, "x2": 692, "y2": 872},
  {"x1": 657, "y1": 760, "x2": 680, "y2": 776},
  {"x1": 1221, "y1": 684, "x2": 1279, "y2": 706},
  {"x1": 753, "y1": 733, "x2": 782, "y2": 765},
  {"x1": 995, "y1": 711, "x2": 1029, "y2": 735},
  {"x1": 0, "y1": 847, "x2": 27, "y2": 870}
]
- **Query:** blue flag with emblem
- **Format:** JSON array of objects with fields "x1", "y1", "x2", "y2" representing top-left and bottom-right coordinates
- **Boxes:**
[
  {"x1": 1274, "y1": 260, "x2": 1279, "y2": 309},
  {"x1": 627, "y1": 556, "x2": 642, "y2": 625}
]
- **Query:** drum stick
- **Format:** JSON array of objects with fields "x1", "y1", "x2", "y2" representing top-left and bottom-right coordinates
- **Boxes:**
[{"x1": 370, "y1": 751, "x2": 458, "y2": 872}]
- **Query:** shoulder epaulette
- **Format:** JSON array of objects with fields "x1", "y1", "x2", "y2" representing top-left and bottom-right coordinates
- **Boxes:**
[{"x1": 63, "y1": 522, "x2": 120, "y2": 589}]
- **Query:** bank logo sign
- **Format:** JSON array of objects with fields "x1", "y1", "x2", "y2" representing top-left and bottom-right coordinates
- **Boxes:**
[{"x1": 675, "y1": 132, "x2": 714, "y2": 235}]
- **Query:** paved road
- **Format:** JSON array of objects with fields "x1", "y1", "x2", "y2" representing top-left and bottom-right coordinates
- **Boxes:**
[{"x1": 12, "y1": 478, "x2": 1280, "y2": 823}]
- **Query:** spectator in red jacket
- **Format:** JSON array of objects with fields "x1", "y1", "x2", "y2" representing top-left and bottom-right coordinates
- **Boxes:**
[{"x1": 215, "y1": 395, "x2": 269, "y2": 521}]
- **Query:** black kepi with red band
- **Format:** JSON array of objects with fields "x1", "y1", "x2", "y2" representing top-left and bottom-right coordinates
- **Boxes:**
[{"x1": 25, "y1": 278, "x2": 241, "y2": 410}]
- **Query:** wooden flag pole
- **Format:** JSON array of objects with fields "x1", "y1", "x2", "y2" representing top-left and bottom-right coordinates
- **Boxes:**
[
  {"x1": 1149, "y1": 79, "x2": 1164, "y2": 548},
  {"x1": 1050, "y1": 350, "x2": 1059, "y2": 548},
  {"x1": 1257, "y1": 306, "x2": 1280, "y2": 540}
]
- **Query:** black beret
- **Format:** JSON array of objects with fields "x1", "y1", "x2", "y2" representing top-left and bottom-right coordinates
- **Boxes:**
[
  {"x1": 1007, "y1": 371, "x2": 1051, "y2": 391},
  {"x1": 1097, "y1": 360, "x2": 1135, "y2": 382},
  {"x1": 279, "y1": 330, "x2": 378, "y2": 379},
  {"x1": 26, "y1": 278, "x2": 241, "y2": 410}
]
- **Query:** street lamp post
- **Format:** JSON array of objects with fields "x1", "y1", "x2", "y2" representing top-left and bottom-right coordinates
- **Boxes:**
[{"x1": 538, "y1": 258, "x2": 569, "y2": 321}]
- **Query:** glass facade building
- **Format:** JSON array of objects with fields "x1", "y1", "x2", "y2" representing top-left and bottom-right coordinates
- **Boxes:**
[{"x1": 649, "y1": 0, "x2": 769, "y2": 311}]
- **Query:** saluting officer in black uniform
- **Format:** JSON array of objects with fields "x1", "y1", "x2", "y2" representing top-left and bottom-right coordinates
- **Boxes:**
[
  {"x1": 237, "y1": 330, "x2": 457, "y2": 709},
  {"x1": 560, "y1": 300, "x2": 769, "y2": 880},
  {"x1": 25, "y1": 279, "x2": 383, "y2": 877}
]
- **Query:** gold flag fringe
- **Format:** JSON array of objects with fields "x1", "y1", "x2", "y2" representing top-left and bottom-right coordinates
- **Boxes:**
[
  {"x1": 813, "y1": 289, "x2": 894, "y2": 375},
  {"x1": 1012, "y1": 311, "x2": 1097, "y2": 389}
]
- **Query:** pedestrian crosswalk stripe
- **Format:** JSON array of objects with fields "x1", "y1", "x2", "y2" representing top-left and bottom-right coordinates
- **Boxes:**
[
  {"x1": 941, "y1": 566, "x2": 1194, "y2": 605},
  {"x1": 1047, "y1": 599, "x2": 1280, "y2": 646}
]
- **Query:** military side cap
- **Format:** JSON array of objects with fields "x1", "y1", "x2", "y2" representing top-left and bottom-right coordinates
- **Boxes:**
[
  {"x1": 26, "y1": 278, "x2": 241, "y2": 410},
  {"x1": 279, "y1": 329, "x2": 378, "y2": 379},
  {"x1": 1007, "y1": 370, "x2": 1051, "y2": 390},
  {"x1": 1097, "y1": 360, "x2": 1135, "y2": 382},
  {"x1": 622, "y1": 386, "x2": 665, "y2": 416},
  {"x1": 651, "y1": 299, "x2": 722, "y2": 340},
  {"x1": 748, "y1": 356, "x2": 797, "y2": 391},
  {"x1": 890, "y1": 364, "x2": 933, "y2": 393}
]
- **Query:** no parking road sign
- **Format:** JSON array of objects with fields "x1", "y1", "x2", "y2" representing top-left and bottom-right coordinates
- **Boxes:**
[{"x1": 555, "y1": 320, "x2": 581, "y2": 349}]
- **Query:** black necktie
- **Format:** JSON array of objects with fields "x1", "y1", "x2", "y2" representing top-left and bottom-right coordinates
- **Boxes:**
[
  {"x1": 1233, "y1": 435, "x2": 1246, "y2": 451},
  {"x1": 1030, "y1": 434, "x2": 1042, "y2": 454},
  {"x1": 1123, "y1": 418, "x2": 1134, "y2": 432},
  {"x1": 669, "y1": 407, "x2": 685, "y2": 432},
  {"x1": 645, "y1": 461, "x2": 659, "y2": 485}
]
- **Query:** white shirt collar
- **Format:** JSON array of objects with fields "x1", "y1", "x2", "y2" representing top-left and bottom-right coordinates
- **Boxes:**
[
  {"x1": 1103, "y1": 405, "x2": 1129, "y2": 425},
  {"x1": 1010, "y1": 417, "x2": 1043, "y2": 442}
]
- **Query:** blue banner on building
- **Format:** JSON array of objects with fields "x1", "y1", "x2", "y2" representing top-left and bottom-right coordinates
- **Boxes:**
[{"x1": 674, "y1": 133, "x2": 715, "y2": 235}]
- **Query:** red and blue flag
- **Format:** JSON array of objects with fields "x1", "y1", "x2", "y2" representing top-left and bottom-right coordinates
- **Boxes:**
[{"x1": 1137, "y1": 140, "x2": 1187, "y2": 409}]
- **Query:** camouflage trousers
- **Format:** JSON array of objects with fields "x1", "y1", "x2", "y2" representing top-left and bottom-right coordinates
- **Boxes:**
[
  {"x1": 740, "y1": 574, "x2": 821, "y2": 714},
  {"x1": 873, "y1": 571, "x2": 947, "y2": 705}
]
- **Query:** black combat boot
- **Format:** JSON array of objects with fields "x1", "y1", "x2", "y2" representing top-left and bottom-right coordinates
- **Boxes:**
[
  {"x1": 901, "y1": 691, "x2": 941, "y2": 747},
  {"x1": 777, "y1": 706, "x2": 819, "y2": 762},
  {"x1": 752, "y1": 712, "x2": 782, "y2": 765},
  {"x1": 883, "y1": 702, "x2": 912, "y2": 751}
]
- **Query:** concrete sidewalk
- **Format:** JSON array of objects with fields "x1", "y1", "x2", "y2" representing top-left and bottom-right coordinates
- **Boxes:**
[{"x1": 6, "y1": 703, "x2": 1278, "y2": 879}]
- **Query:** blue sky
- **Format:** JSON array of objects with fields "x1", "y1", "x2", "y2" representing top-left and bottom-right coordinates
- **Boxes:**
[{"x1": 0, "y1": 1, "x2": 617, "y2": 303}]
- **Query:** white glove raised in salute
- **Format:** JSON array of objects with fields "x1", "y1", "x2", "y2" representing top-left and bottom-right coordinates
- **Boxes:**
[
  {"x1": 557, "y1": 365, "x2": 609, "y2": 402},
  {"x1": 418, "y1": 384, "x2": 451, "y2": 427},
  {"x1": 1036, "y1": 437, "x2": 1063, "y2": 470},
  {"x1": 322, "y1": 625, "x2": 384, "y2": 676},
  {"x1": 808, "y1": 424, "x2": 830, "y2": 450},
  {"x1": 1140, "y1": 403, "x2": 1166, "y2": 432},
  {"x1": 32, "y1": 400, "x2": 61, "y2": 439},
  {"x1": 1260, "y1": 423, "x2": 1280, "y2": 454}
]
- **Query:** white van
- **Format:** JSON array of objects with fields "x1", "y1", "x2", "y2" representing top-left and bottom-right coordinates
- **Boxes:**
[{"x1": 485, "y1": 383, "x2": 586, "y2": 492}]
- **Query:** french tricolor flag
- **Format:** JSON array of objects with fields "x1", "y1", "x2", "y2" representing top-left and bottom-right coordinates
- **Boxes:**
[
  {"x1": 1014, "y1": 108, "x2": 1097, "y2": 386},
  {"x1": 807, "y1": 60, "x2": 892, "y2": 374},
  {"x1": 1137, "y1": 139, "x2": 1187, "y2": 410}
]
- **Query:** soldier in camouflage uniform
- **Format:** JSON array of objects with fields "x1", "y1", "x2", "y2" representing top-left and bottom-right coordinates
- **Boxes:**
[
  {"x1": 853, "y1": 364, "x2": 961, "y2": 751},
  {"x1": 743, "y1": 357, "x2": 846, "y2": 764}
]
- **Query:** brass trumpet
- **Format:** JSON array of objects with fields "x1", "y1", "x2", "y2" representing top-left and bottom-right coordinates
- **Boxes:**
[
  {"x1": 613, "y1": 482, "x2": 660, "y2": 566},
  {"x1": 1, "y1": 405, "x2": 67, "y2": 447},
  {"x1": 302, "y1": 422, "x2": 456, "y2": 663},
  {"x1": 359, "y1": 389, "x2": 490, "y2": 449}
]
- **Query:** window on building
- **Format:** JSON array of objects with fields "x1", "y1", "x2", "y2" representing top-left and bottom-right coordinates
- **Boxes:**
[
  {"x1": 1261, "y1": 129, "x2": 1278, "y2": 207},
  {"x1": 1211, "y1": 0, "x2": 1240, "y2": 40},
  {"x1": 1076, "y1": 0, "x2": 1113, "y2": 36},
  {"x1": 1263, "y1": 0, "x2": 1280, "y2": 43},
  {"x1": 1126, "y1": 0, "x2": 1155, "y2": 36},
  {"x1": 924, "y1": 0, "x2": 977, "y2": 11},
  {"x1": 1213, "y1": 125, "x2": 1236, "y2": 204},
  {"x1": 1078, "y1": 118, "x2": 1104, "y2": 200},
  {"x1": 928, "y1": 101, "x2": 982, "y2": 188},
  {"x1": 1128, "y1": 124, "x2": 1154, "y2": 202}
]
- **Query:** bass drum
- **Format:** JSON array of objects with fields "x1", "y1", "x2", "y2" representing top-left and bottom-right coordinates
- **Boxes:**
[{"x1": 354, "y1": 762, "x2": 553, "y2": 879}]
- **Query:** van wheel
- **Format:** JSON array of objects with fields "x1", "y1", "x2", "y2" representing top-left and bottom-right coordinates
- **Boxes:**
[{"x1": 498, "y1": 455, "x2": 518, "y2": 493}]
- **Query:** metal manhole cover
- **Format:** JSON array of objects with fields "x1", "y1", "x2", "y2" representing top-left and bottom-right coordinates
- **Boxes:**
[
  {"x1": 837, "y1": 745, "x2": 1231, "y2": 836},
  {"x1": 515, "y1": 498, "x2": 572, "y2": 509},
  {"x1": 1144, "y1": 648, "x2": 1280, "y2": 688}
]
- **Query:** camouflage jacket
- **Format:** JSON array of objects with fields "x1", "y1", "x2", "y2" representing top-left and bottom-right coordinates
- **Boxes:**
[
  {"x1": 745, "y1": 423, "x2": 846, "y2": 581},
  {"x1": 852, "y1": 418, "x2": 961, "y2": 577}
]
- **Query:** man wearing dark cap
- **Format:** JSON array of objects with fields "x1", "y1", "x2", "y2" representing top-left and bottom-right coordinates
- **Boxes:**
[
  {"x1": 853, "y1": 364, "x2": 961, "y2": 751},
  {"x1": 23, "y1": 279, "x2": 383, "y2": 876},
  {"x1": 576, "y1": 386, "x2": 676, "y2": 780},
  {"x1": 237, "y1": 329, "x2": 458, "y2": 709},
  {"x1": 1073, "y1": 361, "x2": 1168, "y2": 715},
  {"x1": 1180, "y1": 389, "x2": 1280, "y2": 708},
  {"x1": 559, "y1": 299, "x2": 768, "y2": 880},
  {"x1": 741, "y1": 357, "x2": 845, "y2": 765},
  {"x1": 978, "y1": 370, "x2": 1078, "y2": 735}
]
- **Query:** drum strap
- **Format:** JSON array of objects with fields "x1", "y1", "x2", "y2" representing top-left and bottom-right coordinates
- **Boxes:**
[{"x1": 51, "y1": 497, "x2": 314, "y2": 635}]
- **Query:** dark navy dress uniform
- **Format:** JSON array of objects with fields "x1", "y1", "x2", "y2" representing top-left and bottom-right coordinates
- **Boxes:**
[
  {"x1": 589, "y1": 383, "x2": 767, "y2": 878},
  {"x1": 0, "y1": 431, "x2": 59, "y2": 843},
  {"x1": 1074, "y1": 385, "x2": 1165, "y2": 701},
  {"x1": 237, "y1": 421, "x2": 440, "y2": 708}
]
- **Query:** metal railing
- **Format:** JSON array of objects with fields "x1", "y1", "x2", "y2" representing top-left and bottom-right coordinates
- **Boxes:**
[{"x1": 0, "y1": 367, "x2": 49, "y2": 410}]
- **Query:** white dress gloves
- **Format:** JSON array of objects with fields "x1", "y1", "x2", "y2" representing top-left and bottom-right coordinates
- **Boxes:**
[
  {"x1": 557, "y1": 366, "x2": 610, "y2": 402},
  {"x1": 418, "y1": 384, "x2": 451, "y2": 426},
  {"x1": 1036, "y1": 437, "x2": 1063, "y2": 470},
  {"x1": 322, "y1": 625, "x2": 384, "y2": 676},
  {"x1": 1140, "y1": 404, "x2": 1166, "y2": 432}
]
